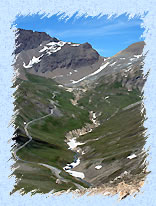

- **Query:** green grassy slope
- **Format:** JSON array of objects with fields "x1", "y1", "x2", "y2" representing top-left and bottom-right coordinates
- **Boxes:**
[
  {"x1": 12, "y1": 73, "x2": 91, "y2": 193},
  {"x1": 76, "y1": 77, "x2": 147, "y2": 185},
  {"x1": 12, "y1": 72, "x2": 147, "y2": 194},
  {"x1": 78, "y1": 79, "x2": 141, "y2": 122}
]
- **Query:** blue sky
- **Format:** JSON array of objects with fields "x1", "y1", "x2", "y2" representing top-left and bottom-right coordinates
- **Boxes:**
[{"x1": 14, "y1": 13, "x2": 144, "y2": 57}]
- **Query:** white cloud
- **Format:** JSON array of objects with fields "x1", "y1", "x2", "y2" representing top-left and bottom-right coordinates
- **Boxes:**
[{"x1": 47, "y1": 19, "x2": 142, "y2": 38}]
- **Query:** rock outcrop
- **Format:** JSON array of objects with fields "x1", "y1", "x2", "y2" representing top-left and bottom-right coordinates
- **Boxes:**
[{"x1": 14, "y1": 29, "x2": 146, "y2": 90}]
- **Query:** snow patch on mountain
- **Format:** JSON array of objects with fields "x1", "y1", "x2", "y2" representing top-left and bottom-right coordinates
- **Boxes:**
[
  {"x1": 71, "y1": 61, "x2": 110, "y2": 84},
  {"x1": 130, "y1": 58, "x2": 136, "y2": 61},
  {"x1": 39, "y1": 41, "x2": 66, "y2": 54},
  {"x1": 23, "y1": 55, "x2": 43, "y2": 68},
  {"x1": 71, "y1": 43, "x2": 80, "y2": 47},
  {"x1": 67, "y1": 138, "x2": 85, "y2": 150},
  {"x1": 67, "y1": 72, "x2": 72, "y2": 76},
  {"x1": 95, "y1": 165, "x2": 102, "y2": 170},
  {"x1": 110, "y1": 61, "x2": 116, "y2": 67},
  {"x1": 134, "y1": 54, "x2": 142, "y2": 59},
  {"x1": 64, "y1": 158, "x2": 80, "y2": 171},
  {"x1": 127, "y1": 154, "x2": 137, "y2": 159}
]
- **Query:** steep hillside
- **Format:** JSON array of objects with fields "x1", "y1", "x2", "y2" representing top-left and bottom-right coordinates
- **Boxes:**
[
  {"x1": 14, "y1": 29, "x2": 145, "y2": 91},
  {"x1": 11, "y1": 29, "x2": 148, "y2": 197}
]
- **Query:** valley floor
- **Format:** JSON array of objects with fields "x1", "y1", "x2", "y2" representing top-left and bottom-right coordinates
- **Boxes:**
[{"x1": 11, "y1": 73, "x2": 148, "y2": 198}]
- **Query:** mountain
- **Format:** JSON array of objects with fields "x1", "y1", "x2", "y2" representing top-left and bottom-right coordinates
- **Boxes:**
[
  {"x1": 14, "y1": 29, "x2": 145, "y2": 92},
  {"x1": 114, "y1": 41, "x2": 145, "y2": 57},
  {"x1": 12, "y1": 29, "x2": 147, "y2": 197},
  {"x1": 15, "y1": 28, "x2": 53, "y2": 54},
  {"x1": 15, "y1": 28, "x2": 103, "y2": 84}
]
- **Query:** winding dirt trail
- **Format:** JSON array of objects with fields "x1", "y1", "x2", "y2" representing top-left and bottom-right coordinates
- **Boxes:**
[
  {"x1": 13, "y1": 110, "x2": 66, "y2": 180},
  {"x1": 13, "y1": 109, "x2": 84, "y2": 188},
  {"x1": 13, "y1": 112, "x2": 52, "y2": 162}
]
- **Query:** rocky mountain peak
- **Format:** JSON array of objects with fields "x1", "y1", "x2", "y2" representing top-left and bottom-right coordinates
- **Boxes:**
[
  {"x1": 15, "y1": 29, "x2": 102, "y2": 82},
  {"x1": 14, "y1": 29, "x2": 145, "y2": 91},
  {"x1": 15, "y1": 28, "x2": 55, "y2": 54},
  {"x1": 122, "y1": 41, "x2": 145, "y2": 55},
  {"x1": 113, "y1": 41, "x2": 145, "y2": 57},
  {"x1": 81, "y1": 42, "x2": 92, "y2": 49}
]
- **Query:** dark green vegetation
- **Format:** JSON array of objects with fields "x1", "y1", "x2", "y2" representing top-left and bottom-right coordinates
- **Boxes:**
[
  {"x1": 12, "y1": 72, "x2": 147, "y2": 194},
  {"x1": 12, "y1": 73, "x2": 91, "y2": 193},
  {"x1": 75, "y1": 76, "x2": 147, "y2": 185},
  {"x1": 11, "y1": 162, "x2": 77, "y2": 195},
  {"x1": 77, "y1": 104, "x2": 147, "y2": 184},
  {"x1": 78, "y1": 78, "x2": 141, "y2": 122}
]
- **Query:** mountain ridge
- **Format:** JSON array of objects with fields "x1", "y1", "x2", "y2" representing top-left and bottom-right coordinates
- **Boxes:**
[
  {"x1": 12, "y1": 29, "x2": 148, "y2": 196},
  {"x1": 14, "y1": 28, "x2": 145, "y2": 92}
]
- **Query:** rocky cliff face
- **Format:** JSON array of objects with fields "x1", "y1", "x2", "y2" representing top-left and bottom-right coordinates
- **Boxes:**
[
  {"x1": 15, "y1": 29, "x2": 102, "y2": 83},
  {"x1": 33, "y1": 42, "x2": 100, "y2": 73},
  {"x1": 15, "y1": 28, "x2": 53, "y2": 54},
  {"x1": 14, "y1": 28, "x2": 146, "y2": 90}
]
